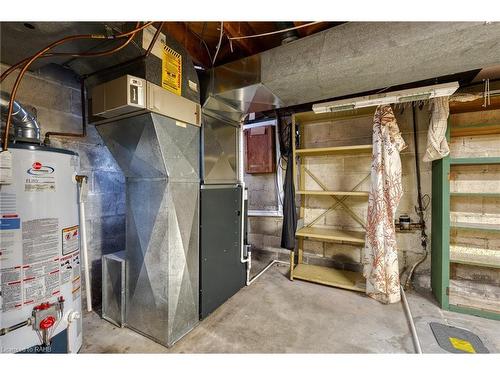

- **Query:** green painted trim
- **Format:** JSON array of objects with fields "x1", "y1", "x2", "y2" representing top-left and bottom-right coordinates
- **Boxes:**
[
  {"x1": 448, "y1": 304, "x2": 500, "y2": 321},
  {"x1": 450, "y1": 192, "x2": 500, "y2": 198},
  {"x1": 450, "y1": 157, "x2": 500, "y2": 165},
  {"x1": 431, "y1": 119, "x2": 451, "y2": 309}
]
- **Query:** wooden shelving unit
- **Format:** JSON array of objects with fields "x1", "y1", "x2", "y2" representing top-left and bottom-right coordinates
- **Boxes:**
[
  {"x1": 292, "y1": 264, "x2": 365, "y2": 292},
  {"x1": 295, "y1": 227, "x2": 366, "y2": 244},
  {"x1": 295, "y1": 144, "x2": 372, "y2": 156},
  {"x1": 289, "y1": 111, "x2": 371, "y2": 292},
  {"x1": 296, "y1": 190, "x2": 369, "y2": 197},
  {"x1": 431, "y1": 118, "x2": 500, "y2": 321}
]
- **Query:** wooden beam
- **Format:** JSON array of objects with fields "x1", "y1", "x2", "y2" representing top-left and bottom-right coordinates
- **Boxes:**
[
  {"x1": 293, "y1": 22, "x2": 307, "y2": 37},
  {"x1": 450, "y1": 96, "x2": 500, "y2": 114},
  {"x1": 223, "y1": 22, "x2": 259, "y2": 56},
  {"x1": 161, "y1": 22, "x2": 211, "y2": 68}
]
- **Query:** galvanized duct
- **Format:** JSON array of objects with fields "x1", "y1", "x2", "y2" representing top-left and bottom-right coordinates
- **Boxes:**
[
  {"x1": 203, "y1": 21, "x2": 500, "y2": 119},
  {"x1": 0, "y1": 91, "x2": 40, "y2": 143},
  {"x1": 96, "y1": 112, "x2": 200, "y2": 347}
]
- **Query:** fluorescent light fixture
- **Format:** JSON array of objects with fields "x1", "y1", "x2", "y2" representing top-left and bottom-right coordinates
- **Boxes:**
[{"x1": 312, "y1": 82, "x2": 459, "y2": 114}]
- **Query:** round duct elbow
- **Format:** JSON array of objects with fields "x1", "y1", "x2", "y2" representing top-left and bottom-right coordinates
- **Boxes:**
[{"x1": 1, "y1": 91, "x2": 41, "y2": 144}]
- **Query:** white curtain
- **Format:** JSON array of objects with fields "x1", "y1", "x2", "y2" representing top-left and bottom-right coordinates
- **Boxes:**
[
  {"x1": 423, "y1": 96, "x2": 450, "y2": 162},
  {"x1": 363, "y1": 105, "x2": 406, "y2": 304}
]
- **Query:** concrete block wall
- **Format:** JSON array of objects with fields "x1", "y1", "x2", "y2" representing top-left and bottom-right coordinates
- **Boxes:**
[
  {"x1": 247, "y1": 106, "x2": 434, "y2": 277},
  {"x1": 1, "y1": 63, "x2": 125, "y2": 308},
  {"x1": 247, "y1": 106, "x2": 500, "y2": 308}
]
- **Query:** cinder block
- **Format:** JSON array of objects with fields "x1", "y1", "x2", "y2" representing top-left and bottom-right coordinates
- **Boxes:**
[
  {"x1": 1, "y1": 68, "x2": 74, "y2": 113},
  {"x1": 324, "y1": 242, "x2": 362, "y2": 263},
  {"x1": 262, "y1": 235, "x2": 281, "y2": 250},
  {"x1": 248, "y1": 233, "x2": 264, "y2": 250},
  {"x1": 303, "y1": 239, "x2": 324, "y2": 255},
  {"x1": 248, "y1": 217, "x2": 281, "y2": 236}
]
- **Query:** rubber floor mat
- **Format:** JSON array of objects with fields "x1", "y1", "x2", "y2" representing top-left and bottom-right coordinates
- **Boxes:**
[{"x1": 429, "y1": 322, "x2": 489, "y2": 353}]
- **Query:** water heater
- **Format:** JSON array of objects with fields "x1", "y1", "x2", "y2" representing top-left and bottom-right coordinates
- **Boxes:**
[{"x1": 0, "y1": 144, "x2": 83, "y2": 353}]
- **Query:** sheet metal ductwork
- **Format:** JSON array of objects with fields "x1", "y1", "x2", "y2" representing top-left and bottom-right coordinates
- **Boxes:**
[
  {"x1": 88, "y1": 28, "x2": 201, "y2": 346},
  {"x1": 203, "y1": 21, "x2": 500, "y2": 114},
  {"x1": 0, "y1": 91, "x2": 41, "y2": 143},
  {"x1": 96, "y1": 113, "x2": 200, "y2": 346}
]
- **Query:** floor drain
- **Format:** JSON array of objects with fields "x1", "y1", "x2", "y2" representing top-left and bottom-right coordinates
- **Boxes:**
[{"x1": 429, "y1": 322, "x2": 489, "y2": 353}]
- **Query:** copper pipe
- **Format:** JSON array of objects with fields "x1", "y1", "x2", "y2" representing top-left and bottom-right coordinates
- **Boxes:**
[
  {"x1": 2, "y1": 22, "x2": 153, "y2": 150},
  {"x1": 43, "y1": 21, "x2": 163, "y2": 142},
  {"x1": 0, "y1": 22, "x2": 149, "y2": 83}
]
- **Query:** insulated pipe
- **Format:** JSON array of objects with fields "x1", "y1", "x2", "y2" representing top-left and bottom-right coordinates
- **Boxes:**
[
  {"x1": 0, "y1": 91, "x2": 40, "y2": 142},
  {"x1": 76, "y1": 175, "x2": 92, "y2": 312},
  {"x1": 400, "y1": 285, "x2": 423, "y2": 354}
]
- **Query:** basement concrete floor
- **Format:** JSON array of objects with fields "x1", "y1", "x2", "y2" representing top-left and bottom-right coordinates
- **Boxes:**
[{"x1": 81, "y1": 258, "x2": 500, "y2": 353}]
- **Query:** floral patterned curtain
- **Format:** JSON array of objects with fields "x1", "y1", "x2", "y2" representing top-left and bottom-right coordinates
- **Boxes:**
[{"x1": 363, "y1": 105, "x2": 407, "y2": 304}]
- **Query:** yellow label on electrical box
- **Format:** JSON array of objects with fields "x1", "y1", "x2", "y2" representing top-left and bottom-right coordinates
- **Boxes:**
[
  {"x1": 162, "y1": 45, "x2": 182, "y2": 96},
  {"x1": 449, "y1": 337, "x2": 476, "y2": 353}
]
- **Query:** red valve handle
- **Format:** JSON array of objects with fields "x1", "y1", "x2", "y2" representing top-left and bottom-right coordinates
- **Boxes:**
[{"x1": 39, "y1": 316, "x2": 56, "y2": 330}]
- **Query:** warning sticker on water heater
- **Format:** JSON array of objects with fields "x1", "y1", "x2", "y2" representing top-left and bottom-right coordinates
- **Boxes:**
[
  {"x1": 62, "y1": 225, "x2": 79, "y2": 255},
  {"x1": 162, "y1": 45, "x2": 182, "y2": 96},
  {"x1": 22, "y1": 258, "x2": 60, "y2": 305},
  {"x1": 1, "y1": 266, "x2": 23, "y2": 312},
  {"x1": 25, "y1": 161, "x2": 56, "y2": 192}
]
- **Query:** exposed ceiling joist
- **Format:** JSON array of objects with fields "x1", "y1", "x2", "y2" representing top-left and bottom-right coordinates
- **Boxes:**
[
  {"x1": 223, "y1": 22, "x2": 259, "y2": 56},
  {"x1": 161, "y1": 22, "x2": 211, "y2": 68}
]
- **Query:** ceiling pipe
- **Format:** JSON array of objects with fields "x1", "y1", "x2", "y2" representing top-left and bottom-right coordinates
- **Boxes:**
[{"x1": 276, "y1": 22, "x2": 299, "y2": 45}]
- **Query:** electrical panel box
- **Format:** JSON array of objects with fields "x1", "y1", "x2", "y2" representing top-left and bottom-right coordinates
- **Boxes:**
[{"x1": 244, "y1": 125, "x2": 276, "y2": 174}]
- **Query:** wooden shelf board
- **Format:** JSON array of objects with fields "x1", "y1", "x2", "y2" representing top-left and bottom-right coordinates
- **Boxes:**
[
  {"x1": 450, "y1": 157, "x2": 500, "y2": 165},
  {"x1": 450, "y1": 192, "x2": 500, "y2": 198},
  {"x1": 296, "y1": 227, "x2": 365, "y2": 244},
  {"x1": 293, "y1": 263, "x2": 365, "y2": 292},
  {"x1": 451, "y1": 123, "x2": 500, "y2": 137},
  {"x1": 295, "y1": 144, "x2": 372, "y2": 156},
  {"x1": 450, "y1": 222, "x2": 500, "y2": 233},
  {"x1": 450, "y1": 245, "x2": 500, "y2": 269},
  {"x1": 296, "y1": 190, "x2": 369, "y2": 197},
  {"x1": 450, "y1": 257, "x2": 500, "y2": 269}
]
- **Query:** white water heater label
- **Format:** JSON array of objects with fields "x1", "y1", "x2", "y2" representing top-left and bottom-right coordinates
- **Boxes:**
[
  {"x1": 24, "y1": 161, "x2": 56, "y2": 192},
  {"x1": 1, "y1": 266, "x2": 22, "y2": 312},
  {"x1": 62, "y1": 225, "x2": 79, "y2": 255},
  {"x1": 0, "y1": 150, "x2": 13, "y2": 184},
  {"x1": 22, "y1": 218, "x2": 59, "y2": 264},
  {"x1": 23, "y1": 258, "x2": 60, "y2": 305}
]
